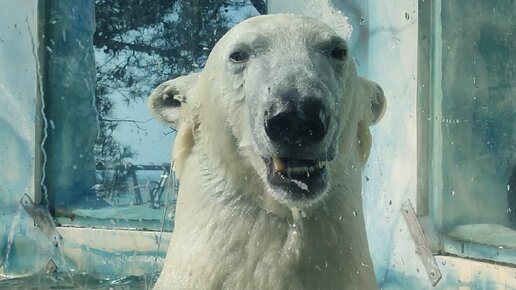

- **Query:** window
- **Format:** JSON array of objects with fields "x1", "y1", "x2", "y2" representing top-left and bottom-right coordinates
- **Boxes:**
[
  {"x1": 42, "y1": 1, "x2": 265, "y2": 231},
  {"x1": 420, "y1": 0, "x2": 516, "y2": 264}
]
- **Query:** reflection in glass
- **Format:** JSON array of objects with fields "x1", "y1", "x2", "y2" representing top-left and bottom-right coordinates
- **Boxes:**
[{"x1": 43, "y1": 1, "x2": 262, "y2": 230}]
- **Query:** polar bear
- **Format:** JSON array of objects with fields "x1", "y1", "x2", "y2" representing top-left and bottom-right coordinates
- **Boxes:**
[{"x1": 148, "y1": 14, "x2": 386, "y2": 290}]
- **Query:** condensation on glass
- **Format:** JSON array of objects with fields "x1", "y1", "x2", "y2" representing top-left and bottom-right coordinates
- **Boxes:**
[{"x1": 434, "y1": 0, "x2": 515, "y2": 256}]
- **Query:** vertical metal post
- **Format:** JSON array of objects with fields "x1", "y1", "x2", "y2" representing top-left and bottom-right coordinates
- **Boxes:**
[{"x1": 429, "y1": 0, "x2": 443, "y2": 229}]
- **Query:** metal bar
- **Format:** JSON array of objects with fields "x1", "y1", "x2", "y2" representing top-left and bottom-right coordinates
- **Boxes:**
[
  {"x1": 96, "y1": 163, "x2": 170, "y2": 171},
  {"x1": 402, "y1": 199, "x2": 442, "y2": 287},
  {"x1": 429, "y1": 0, "x2": 444, "y2": 230}
]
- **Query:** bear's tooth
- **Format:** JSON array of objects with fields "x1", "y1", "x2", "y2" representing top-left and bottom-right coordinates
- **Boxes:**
[
  {"x1": 286, "y1": 168, "x2": 293, "y2": 177},
  {"x1": 288, "y1": 166, "x2": 315, "y2": 176},
  {"x1": 272, "y1": 157, "x2": 286, "y2": 173}
]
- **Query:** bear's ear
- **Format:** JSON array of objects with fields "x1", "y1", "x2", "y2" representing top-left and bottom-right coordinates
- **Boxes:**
[
  {"x1": 356, "y1": 77, "x2": 386, "y2": 167},
  {"x1": 358, "y1": 77, "x2": 386, "y2": 126},
  {"x1": 370, "y1": 83, "x2": 386, "y2": 126},
  {"x1": 148, "y1": 73, "x2": 199, "y2": 129}
]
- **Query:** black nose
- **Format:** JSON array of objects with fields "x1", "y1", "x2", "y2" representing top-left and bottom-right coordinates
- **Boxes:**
[{"x1": 265, "y1": 99, "x2": 328, "y2": 147}]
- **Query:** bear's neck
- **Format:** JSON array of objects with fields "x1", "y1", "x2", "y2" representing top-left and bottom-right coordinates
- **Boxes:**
[{"x1": 160, "y1": 151, "x2": 377, "y2": 290}]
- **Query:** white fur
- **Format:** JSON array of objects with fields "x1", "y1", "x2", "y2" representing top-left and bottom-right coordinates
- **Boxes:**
[{"x1": 149, "y1": 14, "x2": 385, "y2": 290}]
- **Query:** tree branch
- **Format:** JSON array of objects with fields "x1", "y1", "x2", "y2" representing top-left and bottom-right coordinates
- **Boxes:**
[
  {"x1": 94, "y1": 35, "x2": 177, "y2": 58},
  {"x1": 249, "y1": 0, "x2": 267, "y2": 14},
  {"x1": 99, "y1": 117, "x2": 153, "y2": 130}
]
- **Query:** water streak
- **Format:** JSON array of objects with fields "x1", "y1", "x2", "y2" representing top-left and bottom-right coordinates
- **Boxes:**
[
  {"x1": 0, "y1": 205, "x2": 23, "y2": 272},
  {"x1": 156, "y1": 163, "x2": 177, "y2": 259},
  {"x1": 25, "y1": 16, "x2": 49, "y2": 204}
]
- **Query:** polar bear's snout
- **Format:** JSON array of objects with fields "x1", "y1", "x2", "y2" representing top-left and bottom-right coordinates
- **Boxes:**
[
  {"x1": 262, "y1": 90, "x2": 332, "y2": 201},
  {"x1": 264, "y1": 93, "x2": 329, "y2": 149}
]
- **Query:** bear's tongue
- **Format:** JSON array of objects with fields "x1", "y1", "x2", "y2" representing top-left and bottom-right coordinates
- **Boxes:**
[{"x1": 271, "y1": 157, "x2": 324, "y2": 178}]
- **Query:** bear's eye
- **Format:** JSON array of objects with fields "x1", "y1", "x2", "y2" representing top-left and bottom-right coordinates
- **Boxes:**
[
  {"x1": 330, "y1": 46, "x2": 347, "y2": 60},
  {"x1": 229, "y1": 50, "x2": 250, "y2": 63}
]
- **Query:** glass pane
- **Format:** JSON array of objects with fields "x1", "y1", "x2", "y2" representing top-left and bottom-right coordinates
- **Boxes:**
[
  {"x1": 440, "y1": 0, "x2": 516, "y2": 249},
  {"x1": 43, "y1": 1, "x2": 262, "y2": 230}
]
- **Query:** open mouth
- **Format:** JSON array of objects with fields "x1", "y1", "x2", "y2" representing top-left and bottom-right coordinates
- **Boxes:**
[{"x1": 264, "y1": 156, "x2": 329, "y2": 200}]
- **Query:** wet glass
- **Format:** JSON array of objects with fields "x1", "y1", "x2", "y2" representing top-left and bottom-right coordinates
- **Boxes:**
[
  {"x1": 43, "y1": 1, "x2": 261, "y2": 230},
  {"x1": 438, "y1": 0, "x2": 516, "y2": 254}
]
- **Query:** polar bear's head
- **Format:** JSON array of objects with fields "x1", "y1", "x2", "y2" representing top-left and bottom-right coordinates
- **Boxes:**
[{"x1": 149, "y1": 15, "x2": 385, "y2": 208}]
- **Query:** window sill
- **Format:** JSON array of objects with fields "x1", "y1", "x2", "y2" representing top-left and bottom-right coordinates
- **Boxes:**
[
  {"x1": 442, "y1": 224, "x2": 516, "y2": 266},
  {"x1": 58, "y1": 226, "x2": 171, "y2": 253},
  {"x1": 382, "y1": 255, "x2": 516, "y2": 289},
  {"x1": 58, "y1": 227, "x2": 171, "y2": 277}
]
